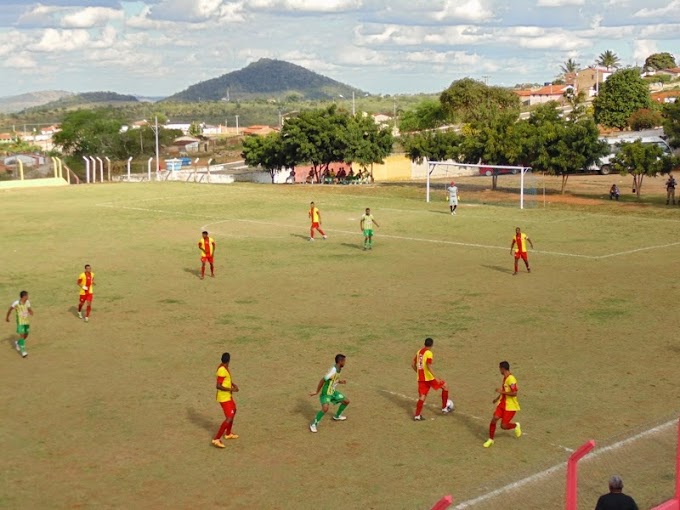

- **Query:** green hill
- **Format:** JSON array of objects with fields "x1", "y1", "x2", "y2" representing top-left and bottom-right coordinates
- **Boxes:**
[
  {"x1": 165, "y1": 58, "x2": 366, "y2": 102},
  {"x1": 22, "y1": 91, "x2": 139, "y2": 113}
]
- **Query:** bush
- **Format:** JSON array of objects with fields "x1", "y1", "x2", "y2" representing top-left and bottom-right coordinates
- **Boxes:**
[{"x1": 628, "y1": 108, "x2": 663, "y2": 130}]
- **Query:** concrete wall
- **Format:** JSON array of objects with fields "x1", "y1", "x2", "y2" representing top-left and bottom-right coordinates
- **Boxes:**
[{"x1": 0, "y1": 177, "x2": 69, "y2": 189}]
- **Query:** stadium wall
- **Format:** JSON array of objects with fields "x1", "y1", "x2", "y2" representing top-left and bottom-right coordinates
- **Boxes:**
[{"x1": 0, "y1": 177, "x2": 69, "y2": 189}]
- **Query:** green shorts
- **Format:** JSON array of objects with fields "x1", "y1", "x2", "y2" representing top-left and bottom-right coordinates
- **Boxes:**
[
  {"x1": 320, "y1": 391, "x2": 345, "y2": 406},
  {"x1": 16, "y1": 324, "x2": 30, "y2": 336},
  {"x1": 363, "y1": 229, "x2": 374, "y2": 237}
]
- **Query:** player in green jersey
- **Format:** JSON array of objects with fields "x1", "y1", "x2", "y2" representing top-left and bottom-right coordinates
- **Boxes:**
[
  {"x1": 6, "y1": 290, "x2": 33, "y2": 358},
  {"x1": 309, "y1": 354, "x2": 350, "y2": 433}
]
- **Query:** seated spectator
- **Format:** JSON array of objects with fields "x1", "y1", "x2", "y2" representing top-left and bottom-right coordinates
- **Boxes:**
[
  {"x1": 328, "y1": 169, "x2": 336, "y2": 184},
  {"x1": 306, "y1": 169, "x2": 314, "y2": 184},
  {"x1": 595, "y1": 475, "x2": 638, "y2": 510},
  {"x1": 609, "y1": 184, "x2": 620, "y2": 201},
  {"x1": 286, "y1": 168, "x2": 296, "y2": 184}
]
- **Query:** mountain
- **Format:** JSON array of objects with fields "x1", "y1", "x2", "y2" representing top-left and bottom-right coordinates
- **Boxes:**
[
  {"x1": 165, "y1": 58, "x2": 366, "y2": 102},
  {"x1": 21, "y1": 91, "x2": 140, "y2": 113},
  {"x1": 0, "y1": 90, "x2": 73, "y2": 113}
]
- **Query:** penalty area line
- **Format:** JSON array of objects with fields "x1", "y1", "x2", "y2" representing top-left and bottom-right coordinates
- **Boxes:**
[{"x1": 452, "y1": 418, "x2": 677, "y2": 509}]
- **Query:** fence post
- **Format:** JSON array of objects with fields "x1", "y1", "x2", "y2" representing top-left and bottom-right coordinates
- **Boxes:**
[
  {"x1": 105, "y1": 157, "x2": 111, "y2": 181},
  {"x1": 147, "y1": 157, "x2": 153, "y2": 181},
  {"x1": 90, "y1": 156, "x2": 97, "y2": 183},
  {"x1": 17, "y1": 159, "x2": 24, "y2": 180},
  {"x1": 127, "y1": 157, "x2": 132, "y2": 181},
  {"x1": 566, "y1": 440, "x2": 595, "y2": 510},
  {"x1": 83, "y1": 156, "x2": 90, "y2": 183}
]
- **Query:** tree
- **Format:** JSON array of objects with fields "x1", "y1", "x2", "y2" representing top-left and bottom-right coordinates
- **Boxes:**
[
  {"x1": 610, "y1": 140, "x2": 670, "y2": 198},
  {"x1": 402, "y1": 130, "x2": 463, "y2": 164},
  {"x1": 662, "y1": 100, "x2": 680, "y2": 148},
  {"x1": 439, "y1": 78, "x2": 520, "y2": 124},
  {"x1": 627, "y1": 108, "x2": 663, "y2": 131},
  {"x1": 343, "y1": 114, "x2": 393, "y2": 175},
  {"x1": 643, "y1": 52, "x2": 677, "y2": 72},
  {"x1": 241, "y1": 133, "x2": 293, "y2": 183},
  {"x1": 398, "y1": 99, "x2": 448, "y2": 132},
  {"x1": 53, "y1": 109, "x2": 125, "y2": 158},
  {"x1": 188, "y1": 122, "x2": 203, "y2": 137},
  {"x1": 596, "y1": 50, "x2": 621, "y2": 71},
  {"x1": 560, "y1": 58, "x2": 580, "y2": 76},
  {"x1": 593, "y1": 69, "x2": 652, "y2": 129}
]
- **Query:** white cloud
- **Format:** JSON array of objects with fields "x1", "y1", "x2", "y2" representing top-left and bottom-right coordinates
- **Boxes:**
[
  {"x1": 246, "y1": 0, "x2": 362, "y2": 12},
  {"x1": 634, "y1": 0, "x2": 680, "y2": 17},
  {"x1": 148, "y1": 0, "x2": 246, "y2": 22},
  {"x1": 633, "y1": 39, "x2": 658, "y2": 63},
  {"x1": 61, "y1": 7, "x2": 123, "y2": 28},
  {"x1": 430, "y1": 0, "x2": 494, "y2": 22},
  {"x1": 16, "y1": 4, "x2": 62, "y2": 27},
  {"x1": 30, "y1": 28, "x2": 91, "y2": 52},
  {"x1": 5, "y1": 53, "x2": 38, "y2": 69},
  {"x1": 537, "y1": 0, "x2": 584, "y2": 5}
]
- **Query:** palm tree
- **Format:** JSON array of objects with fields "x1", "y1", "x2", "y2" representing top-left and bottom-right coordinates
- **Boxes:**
[
  {"x1": 597, "y1": 50, "x2": 621, "y2": 71},
  {"x1": 560, "y1": 58, "x2": 580, "y2": 76}
]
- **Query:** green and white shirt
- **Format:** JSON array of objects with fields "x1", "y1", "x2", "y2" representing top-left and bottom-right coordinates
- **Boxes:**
[
  {"x1": 361, "y1": 214, "x2": 375, "y2": 230},
  {"x1": 321, "y1": 366, "x2": 341, "y2": 396},
  {"x1": 11, "y1": 300, "x2": 31, "y2": 326}
]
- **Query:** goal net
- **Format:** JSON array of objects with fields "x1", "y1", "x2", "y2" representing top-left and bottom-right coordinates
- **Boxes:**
[{"x1": 423, "y1": 161, "x2": 536, "y2": 209}]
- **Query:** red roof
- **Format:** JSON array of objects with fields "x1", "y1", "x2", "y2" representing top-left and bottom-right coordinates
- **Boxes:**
[
  {"x1": 513, "y1": 90, "x2": 532, "y2": 97},
  {"x1": 531, "y1": 85, "x2": 569, "y2": 96}
]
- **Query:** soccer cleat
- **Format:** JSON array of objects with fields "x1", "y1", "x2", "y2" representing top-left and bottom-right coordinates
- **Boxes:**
[
  {"x1": 309, "y1": 237, "x2": 315, "y2": 242},
  {"x1": 200, "y1": 276, "x2": 204, "y2": 280},
  {"x1": 224, "y1": 433, "x2": 239, "y2": 439},
  {"x1": 77, "y1": 311, "x2": 83, "y2": 319},
  {"x1": 84, "y1": 317, "x2": 89, "y2": 323},
  {"x1": 21, "y1": 351, "x2": 28, "y2": 358},
  {"x1": 441, "y1": 408, "x2": 450, "y2": 414},
  {"x1": 211, "y1": 439, "x2": 225, "y2": 449},
  {"x1": 322, "y1": 235, "x2": 327, "y2": 240},
  {"x1": 211, "y1": 273, "x2": 215, "y2": 278},
  {"x1": 414, "y1": 415, "x2": 423, "y2": 421},
  {"x1": 332, "y1": 415, "x2": 347, "y2": 421},
  {"x1": 309, "y1": 422, "x2": 318, "y2": 433},
  {"x1": 363, "y1": 247, "x2": 368, "y2": 251},
  {"x1": 513, "y1": 272, "x2": 518, "y2": 276},
  {"x1": 14, "y1": 341, "x2": 20, "y2": 352},
  {"x1": 453, "y1": 211, "x2": 457, "y2": 215},
  {"x1": 527, "y1": 268, "x2": 531, "y2": 273},
  {"x1": 483, "y1": 439, "x2": 494, "y2": 448},
  {"x1": 514, "y1": 422, "x2": 522, "y2": 438}
]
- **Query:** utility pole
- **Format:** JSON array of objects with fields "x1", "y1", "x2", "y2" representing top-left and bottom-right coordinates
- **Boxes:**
[
  {"x1": 482, "y1": 75, "x2": 490, "y2": 85},
  {"x1": 154, "y1": 116, "x2": 160, "y2": 175},
  {"x1": 235, "y1": 115, "x2": 239, "y2": 135},
  {"x1": 352, "y1": 91, "x2": 355, "y2": 116}
]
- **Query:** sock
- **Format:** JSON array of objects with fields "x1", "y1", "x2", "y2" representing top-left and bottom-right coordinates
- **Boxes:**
[
  {"x1": 210, "y1": 264, "x2": 215, "y2": 275},
  {"x1": 78, "y1": 303, "x2": 83, "y2": 312},
  {"x1": 441, "y1": 390, "x2": 449, "y2": 408},
  {"x1": 214, "y1": 420, "x2": 229, "y2": 440},
  {"x1": 18, "y1": 338, "x2": 26, "y2": 350},
  {"x1": 506, "y1": 422, "x2": 516, "y2": 430},
  {"x1": 489, "y1": 422, "x2": 497, "y2": 440},
  {"x1": 514, "y1": 260, "x2": 518, "y2": 272},
  {"x1": 310, "y1": 229, "x2": 314, "y2": 239},
  {"x1": 319, "y1": 228, "x2": 325, "y2": 236},
  {"x1": 201, "y1": 266, "x2": 205, "y2": 277},
  {"x1": 314, "y1": 410, "x2": 325, "y2": 424},
  {"x1": 415, "y1": 400, "x2": 424, "y2": 416},
  {"x1": 86, "y1": 306, "x2": 91, "y2": 318},
  {"x1": 226, "y1": 420, "x2": 233, "y2": 436},
  {"x1": 336, "y1": 403, "x2": 348, "y2": 417}
]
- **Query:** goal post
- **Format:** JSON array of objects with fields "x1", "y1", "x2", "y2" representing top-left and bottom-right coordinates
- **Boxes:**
[{"x1": 424, "y1": 161, "x2": 533, "y2": 209}]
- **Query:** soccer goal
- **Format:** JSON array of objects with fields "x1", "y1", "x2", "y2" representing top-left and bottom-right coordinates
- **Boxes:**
[{"x1": 424, "y1": 161, "x2": 534, "y2": 209}]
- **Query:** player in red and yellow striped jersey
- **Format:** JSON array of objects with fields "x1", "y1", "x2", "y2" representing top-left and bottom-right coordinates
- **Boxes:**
[
  {"x1": 212, "y1": 352, "x2": 239, "y2": 449},
  {"x1": 412, "y1": 337, "x2": 451, "y2": 420},
  {"x1": 77, "y1": 264, "x2": 95, "y2": 322},
  {"x1": 510, "y1": 227, "x2": 533, "y2": 275},
  {"x1": 308, "y1": 202, "x2": 327, "y2": 241},
  {"x1": 198, "y1": 231, "x2": 215, "y2": 280},
  {"x1": 483, "y1": 361, "x2": 522, "y2": 448}
]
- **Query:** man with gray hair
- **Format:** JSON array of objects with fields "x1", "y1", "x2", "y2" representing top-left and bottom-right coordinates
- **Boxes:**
[{"x1": 594, "y1": 475, "x2": 638, "y2": 510}]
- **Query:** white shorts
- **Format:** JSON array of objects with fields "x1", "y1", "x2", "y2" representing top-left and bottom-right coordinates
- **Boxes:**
[{"x1": 449, "y1": 199, "x2": 458, "y2": 206}]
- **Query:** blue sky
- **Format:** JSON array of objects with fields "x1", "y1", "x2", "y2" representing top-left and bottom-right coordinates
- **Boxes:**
[{"x1": 0, "y1": 0, "x2": 678, "y2": 98}]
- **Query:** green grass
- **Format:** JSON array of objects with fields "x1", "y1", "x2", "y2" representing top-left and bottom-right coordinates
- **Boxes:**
[{"x1": 0, "y1": 182, "x2": 678, "y2": 509}]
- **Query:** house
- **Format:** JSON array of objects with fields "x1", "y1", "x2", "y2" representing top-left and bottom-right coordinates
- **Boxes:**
[
  {"x1": 172, "y1": 136, "x2": 202, "y2": 153},
  {"x1": 656, "y1": 67, "x2": 680, "y2": 79},
  {"x1": 528, "y1": 84, "x2": 572, "y2": 105},
  {"x1": 372, "y1": 114, "x2": 393, "y2": 125},
  {"x1": 242, "y1": 125, "x2": 278, "y2": 136},
  {"x1": 652, "y1": 90, "x2": 680, "y2": 104},
  {"x1": 3, "y1": 154, "x2": 45, "y2": 167},
  {"x1": 513, "y1": 89, "x2": 532, "y2": 106},
  {"x1": 0, "y1": 133, "x2": 15, "y2": 144},
  {"x1": 165, "y1": 123, "x2": 192, "y2": 135},
  {"x1": 574, "y1": 67, "x2": 613, "y2": 97}
]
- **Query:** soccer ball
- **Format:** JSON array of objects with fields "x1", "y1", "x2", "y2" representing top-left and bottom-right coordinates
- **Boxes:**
[{"x1": 445, "y1": 399, "x2": 455, "y2": 412}]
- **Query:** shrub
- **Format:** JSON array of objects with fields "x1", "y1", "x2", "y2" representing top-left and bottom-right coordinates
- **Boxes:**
[{"x1": 628, "y1": 108, "x2": 663, "y2": 130}]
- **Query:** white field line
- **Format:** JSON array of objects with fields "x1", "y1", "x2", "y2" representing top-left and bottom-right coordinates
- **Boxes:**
[
  {"x1": 96, "y1": 203, "x2": 680, "y2": 260},
  {"x1": 453, "y1": 418, "x2": 678, "y2": 509}
]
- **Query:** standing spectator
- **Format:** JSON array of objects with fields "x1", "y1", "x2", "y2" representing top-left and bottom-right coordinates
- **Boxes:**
[
  {"x1": 447, "y1": 181, "x2": 459, "y2": 215},
  {"x1": 483, "y1": 361, "x2": 521, "y2": 448},
  {"x1": 198, "y1": 231, "x2": 216, "y2": 280},
  {"x1": 412, "y1": 337, "x2": 451, "y2": 421},
  {"x1": 5, "y1": 290, "x2": 32, "y2": 358},
  {"x1": 76, "y1": 264, "x2": 95, "y2": 322},
  {"x1": 360, "y1": 207, "x2": 379, "y2": 251},
  {"x1": 308, "y1": 201, "x2": 327, "y2": 241},
  {"x1": 510, "y1": 227, "x2": 534, "y2": 275},
  {"x1": 212, "y1": 352, "x2": 239, "y2": 448},
  {"x1": 609, "y1": 184, "x2": 620, "y2": 201},
  {"x1": 594, "y1": 476, "x2": 638, "y2": 510},
  {"x1": 666, "y1": 173, "x2": 676, "y2": 205}
]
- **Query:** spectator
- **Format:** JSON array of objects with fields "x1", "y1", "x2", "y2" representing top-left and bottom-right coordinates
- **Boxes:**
[
  {"x1": 609, "y1": 184, "x2": 620, "y2": 201},
  {"x1": 286, "y1": 168, "x2": 296, "y2": 184},
  {"x1": 666, "y1": 173, "x2": 676, "y2": 205},
  {"x1": 329, "y1": 168, "x2": 336, "y2": 184},
  {"x1": 305, "y1": 169, "x2": 314, "y2": 184},
  {"x1": 348, "y1": 168, "x2": 355, "y2": 183},
  {"x1": 594, "y1": 476, "x2": 638, "y2": 510},
  {"x1": 321, "y1": 168, "x2": 330, "y2": 184},
  {"x1": 337, "y1": 167, "x2": 347, "y2": 184}
]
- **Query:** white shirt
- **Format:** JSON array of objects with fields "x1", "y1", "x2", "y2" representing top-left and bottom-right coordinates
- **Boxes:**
[{"x1": 447, "y1": 186, "x2": 458, "y2": 200}]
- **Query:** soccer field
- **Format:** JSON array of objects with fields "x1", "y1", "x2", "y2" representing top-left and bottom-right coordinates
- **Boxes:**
[{"x1": 1, "y1": 182, "x2": 678, "y2": 509}]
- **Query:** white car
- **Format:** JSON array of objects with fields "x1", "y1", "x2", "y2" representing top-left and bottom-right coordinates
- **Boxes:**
[{"x1": 591, "y1": 135, "x2": 672, "y2": 175}]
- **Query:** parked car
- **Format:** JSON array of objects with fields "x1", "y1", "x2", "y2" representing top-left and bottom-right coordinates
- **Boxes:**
[
  {"x1": 590, "y1": 135, "x2": 672, "y2": 175},
  {"x1": 479, "y1": 166, "x2": 520, "y2": 176}
]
